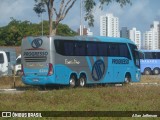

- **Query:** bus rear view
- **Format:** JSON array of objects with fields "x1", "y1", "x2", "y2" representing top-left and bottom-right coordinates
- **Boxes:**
[{"x1": 21, "y1": 36, "x2": 54, "y2": 85}]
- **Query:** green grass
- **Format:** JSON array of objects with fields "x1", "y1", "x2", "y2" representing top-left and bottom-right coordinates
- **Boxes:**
[
  {"x1": 0, "y1": 86, "x2": 160, "y2": 111},
  {"x1": 0, "y1": 86, "x2": 160, "y2": 120},
  {"x1": 0, "y1": 75, "x2": 159, "y2": 89},
  {"x1": 0, "y1": 76, "x2": 160, "y2": 119},
  {"x1": 141, "y1": 75, "x2": 160, "y2": 83},
  {"x1": 0, "y1": 76, "x2": 24, "y2": 89}
]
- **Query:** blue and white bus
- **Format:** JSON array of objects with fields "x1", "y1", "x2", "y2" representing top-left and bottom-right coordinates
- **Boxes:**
[
  {"x1": 140, "y1": 50, "x2": 160, "y2": 75},
  {"x1": 21, "y1": 36, "x2": 141, "y2": 87}
]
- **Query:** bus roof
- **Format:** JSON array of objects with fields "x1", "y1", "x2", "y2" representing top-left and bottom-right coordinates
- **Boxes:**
[
  {"x1": 52, "y1": 36, "x2": 135, "y2": 44},
  {"x1": 23, "y1": 36, "x2": 135, "y2": 45}
]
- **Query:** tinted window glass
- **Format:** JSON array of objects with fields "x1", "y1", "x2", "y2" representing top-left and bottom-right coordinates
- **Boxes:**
[
  {"x1": 6, "y1": 52, "x2": 10, "y2": 62},
  {"x1": 145, "y1": 52, "x2": 153, "y2": 59},
  {"x1": 64, "y1": 41, "x2": 74, "y2": 56},
  {"x1": 129, "y1": 44, "x2": 137, "y2": 59},
  {"x1": 156, "y1": 52, "x2": 160, "y2": 59},
  {"x1": 0, "y1": 53, "x2": 4, "y2": 63},
  {"x1": 153, "y1": 52, "x2": 157, "y2": 59},
  {"x1": 139, "y1": 53, "x2": 144, "y2": 59},
  {"x1": 108, "y1": 43, "x2": 119, "y2": 56},
  {"x1": 75, "y1": 42, "x2": 86, "y2": 56},
  {"x1": 54, "y1": 40, "x2": 64, "y2": 55},
  {"x1": 144, "y1": 52, "x2": 160, "y2": 59},
  {"x1": 98, "y1": 43, "x2": 108, "y2": 56},
  {"x1": 129, "y1": 44, "x2": 140, "y2": 67},
  {"x1": 55, "y1": 39, "x2": 133, "y2": 58},
  {"x1": 119, "y1": 44, "x2": 131, "y2": 59},
  {"x1": 87, "y1": 42, "x2": 98, "y2": 56},
  {"x1": 135, "y1": 51, "x2": 140, "y2": 68}
]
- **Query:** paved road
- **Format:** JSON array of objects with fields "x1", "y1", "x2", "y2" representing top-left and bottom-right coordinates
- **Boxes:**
[{"x1": 130, "y1": 82, "x2": 160, "y2": 86}]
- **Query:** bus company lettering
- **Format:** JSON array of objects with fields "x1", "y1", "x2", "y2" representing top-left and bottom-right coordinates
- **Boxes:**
[
  {"x1": 112, "y1": 59, "x2": 129, "y2": 64},
  {"x1": 24, "y1": 52, "x2": 48, "y2": 56},
  {"x1": 141, "y1": 60, "x2": 157, "y2": 63},
  {"x1": 65, "y1": 59, "x2": 80, "y2": 65}
]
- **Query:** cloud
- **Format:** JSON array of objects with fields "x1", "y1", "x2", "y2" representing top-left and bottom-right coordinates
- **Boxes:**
[
  {"x1": 0, "y1": 0, "x2": 25, "y2": 23},
  {"x1": 120, "y1": 0, "x2": 151, "y2": 28},
  {"x1": 0, "y1": 0, "x2": 160, "y2": 35},
  {"x1": 62, "y1": 1, "x2": 80, "y2": 31},
  {"x1": 90, "y1": 0, "x2": 160, "y2": 34},
  {"x1": 0, "y1": 0, "x2": 39, "y2": 26}
]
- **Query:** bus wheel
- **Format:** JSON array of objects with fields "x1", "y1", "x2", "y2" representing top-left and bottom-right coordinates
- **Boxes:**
[
  {"x1": 69, "y1": 76, "x2": 76, "y2": 88},
  {"x1": 124, "y1": 74, "x2": 131, "y2": 84},
  {"x1": 153, "y1": 68, "x2": 160, "y2": 75},
  {"x1": 144, "y1": 68, "x2": 152, "y2": 75},
  {"x1": 78, "y1": 75, "x2": 86, "y2": 87}
]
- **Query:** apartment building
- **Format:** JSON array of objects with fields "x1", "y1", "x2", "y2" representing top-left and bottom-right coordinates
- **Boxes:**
[
  {"x1": 129, "y1": 28, "x2": 141, "y2": 49},
  {"x1": 100, "y1": 13, "x2": 120, "y2": 37},
  {"x1": 143, "y1": 21, "x2": 159, "y2": 50}
]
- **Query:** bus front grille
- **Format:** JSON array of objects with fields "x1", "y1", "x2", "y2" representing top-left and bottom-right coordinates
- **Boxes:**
[{"x1": 24, "y1": 56, "x2": 47, "y2": 62}]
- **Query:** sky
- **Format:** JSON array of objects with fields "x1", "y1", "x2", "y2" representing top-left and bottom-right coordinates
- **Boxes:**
[{"x1": 0, "y1": 0, "x2": 160, "y2": 35}]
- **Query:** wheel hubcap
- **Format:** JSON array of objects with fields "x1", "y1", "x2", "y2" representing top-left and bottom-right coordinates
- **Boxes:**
[
  {"x1": 125, "y1": 77, "x2": 130, "y2": 83},
  {"x1": 70, "y1": 78, "x2": 75, "y2": 87},
  {"x1": 145, "y1": 71, "x2": 150, "y2": 75},
  {"x1": 80, "y1": 78, "x2": 85, "y2": 87},
  {"x1": 155, "y1": 70, "x2": 159, "y2": 74}
]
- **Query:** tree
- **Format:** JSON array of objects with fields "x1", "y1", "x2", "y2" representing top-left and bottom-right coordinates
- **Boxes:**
[
  {"x1": 34, "y1": 0, "x2": 131, "y2": 35},
  {"x1": 34, "y1": 0, "x2": 77, "y2": 35},
  {"x1": 0, "y1": 18, "x2": 77, "y2": 46}
]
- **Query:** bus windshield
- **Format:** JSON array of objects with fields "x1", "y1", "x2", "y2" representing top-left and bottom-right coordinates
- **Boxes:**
[
  {"x1": 129, "y1": 44, "x2": 140, "y2": 68},
  {"x1": 134, "y1": 50, "x2": 140, "y2": 68}
]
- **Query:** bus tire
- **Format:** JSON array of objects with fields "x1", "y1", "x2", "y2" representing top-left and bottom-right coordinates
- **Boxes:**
[
  {"x1": 78, "y1": 75, "x2": 86, "y2": 87},
  {"x1": 124, "y1": 74, "x2": 131, "y2": 84},
  {"x1": 69, "y1": 75, "x2": 76, "y2": 88},
  {"x1": 153, "y1": 68, "x2": 160, "y2": 75},
  {"x1": 144, "y1": 68, "x2": 152, "y2": 75}
]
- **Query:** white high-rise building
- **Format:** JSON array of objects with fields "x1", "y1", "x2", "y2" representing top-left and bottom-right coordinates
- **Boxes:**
[
  {"x1": 143, "y1": 21, "x2": 159, "y2": 50},
  {"x1": 129, "y1": 28, "x2": 141, "y2": 49},
  {"x1": 100, "y1": 13, "x2": 119, "y2": 37}
]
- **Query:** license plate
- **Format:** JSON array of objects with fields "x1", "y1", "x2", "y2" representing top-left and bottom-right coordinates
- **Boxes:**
[{"x1": 33, "y1": 78, "x2": 39, "y2": 82}]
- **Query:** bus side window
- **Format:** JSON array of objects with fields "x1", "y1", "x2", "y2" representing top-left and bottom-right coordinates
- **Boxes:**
[
  {"x1": 108, "y1": 43, "x2": 119, "y2": 57},
  {"x1": 54, "y1": 40, "x2": 64, "y2": 55},
  {"x1": 0, "y1": 54, "x2": 4, "y2": 63},
  {"x1": 87, "y1": 42, "x2": 98, "y2": 56},
  {"x1": 75, "y1": 42, "x2": 86, "y2": 56},
  {"x1": 156, "y1": 52, "x2": 160, "y2": 59},
  {"x1": 98, "y1": 43, "x2": 108, "y2": 56},
  {"x1": 119, "y1": 44, "x2": 131, "y2": 59},
  {"x1": 145, "y1": 52, "x2": 153, "y2": 59},
  {"x1": 6, "y1": 52, "x2": 10, "y2": 62},
  {"x1": 139, "y1": 52, "x2": 145, "y2": 59},
  {"x1": 64, "y1": 41, "x2": 74, "y2": 56}
]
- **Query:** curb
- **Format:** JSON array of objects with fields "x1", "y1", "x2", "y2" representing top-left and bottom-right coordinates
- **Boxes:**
[
  {"x1": 0, "y1": 89, "x2": 16, "y2": 92},
  {"x1": 130, "y1": 83, "x2": 160, "y2": 86}
]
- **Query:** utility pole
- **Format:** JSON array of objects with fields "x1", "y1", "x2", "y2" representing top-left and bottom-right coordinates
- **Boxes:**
[
  {"x1": 41, "y1": 12, "x2": 43, "y2": 36},
  {"x1": 80, "y1": 0, "x2": 83, "y2": 36}
]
